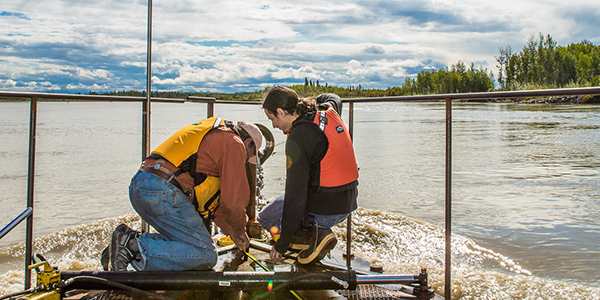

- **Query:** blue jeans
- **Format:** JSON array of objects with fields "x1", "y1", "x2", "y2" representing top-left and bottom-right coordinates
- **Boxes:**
[
  {"x1": 258, "y1": 195, "x2": 349, "y2": 233},
  {"x1": 128, "y1": 171, "x2": 217, "y2": 271}
]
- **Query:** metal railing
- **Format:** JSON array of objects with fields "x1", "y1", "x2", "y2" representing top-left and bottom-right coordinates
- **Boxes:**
[{"x1": 2, "y1": 86, "x2": 600, "y2": 299}]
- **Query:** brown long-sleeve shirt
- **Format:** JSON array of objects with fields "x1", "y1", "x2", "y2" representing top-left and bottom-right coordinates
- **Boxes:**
[{"x1": 143, "y1": 127, "x2": 249, "y2": 237}]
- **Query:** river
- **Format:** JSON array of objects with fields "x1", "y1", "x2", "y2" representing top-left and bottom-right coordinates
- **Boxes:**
[{"x1": 1, "y1": 100, "x2": 599, "y2": 299}]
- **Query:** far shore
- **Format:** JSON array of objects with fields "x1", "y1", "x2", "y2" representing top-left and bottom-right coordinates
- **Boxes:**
[{"x1": 458, "y1": 94, "x2": 600, "y2": 104}]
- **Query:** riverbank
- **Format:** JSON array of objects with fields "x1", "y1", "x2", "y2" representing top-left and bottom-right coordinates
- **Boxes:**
[{"x1": 460, "y1": 94, "x2": 600, "y2": 104}]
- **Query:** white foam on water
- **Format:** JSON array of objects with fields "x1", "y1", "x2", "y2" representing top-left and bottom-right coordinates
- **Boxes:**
[
  {"x1": 1, "y1": 209, "x2": 599, "y2": 299},
  {"x1": 331, "y1": 208, "x2": 600, "y2": 299}
]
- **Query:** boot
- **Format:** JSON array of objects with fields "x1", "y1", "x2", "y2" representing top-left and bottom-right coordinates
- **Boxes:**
[
  {"x1": 297, "y1": 227, "x2": 337, "y2": 265},
  {"x1": 289, "y1": 229, "x2": 311, "y2": 251},
  {"x1": 108, "y1": 223, "x2": 141, "y2": 271}
]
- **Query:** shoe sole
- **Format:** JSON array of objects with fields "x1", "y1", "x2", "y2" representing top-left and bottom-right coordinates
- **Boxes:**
[
  {"x1": 297, "y1": 233, "x2": 337, "y2": 265},
  {"x1": 290, "y1": 243, "x2": 309, "y2": 251},
  {"x1": 101, "y1": 246, "x2": 109, "y2": 271},
  {"x1": 109, "y1": 224, "x2": 129, "y2": 271}
]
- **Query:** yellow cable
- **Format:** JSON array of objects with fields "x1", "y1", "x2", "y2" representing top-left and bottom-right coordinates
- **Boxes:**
[{"x1": 244, "y1": 251, "x2": 270, "y2": 272}]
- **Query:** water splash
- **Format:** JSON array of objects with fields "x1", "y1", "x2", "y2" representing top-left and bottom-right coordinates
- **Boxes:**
[
  {"x1": 332, "y1": 208, "x2": 600, "y2": 299},
  {"x1": 1, "y1": 210, "x2": 599, "y2": 299},
  {"x1": 0, "y1": 214, "x2": 140, "y2": 295}
]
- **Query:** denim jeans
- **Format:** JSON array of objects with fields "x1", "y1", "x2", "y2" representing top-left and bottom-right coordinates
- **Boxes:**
[
  {"x1": 258, "y1": 195, "x2": 349, "y2": 233},
  {"x1": 128, "y1": 171, "x2": 217, "y2": 271}
]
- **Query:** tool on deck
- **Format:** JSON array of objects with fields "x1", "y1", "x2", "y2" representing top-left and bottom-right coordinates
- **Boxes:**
[{"x1": 243, "y1": 250, "x2": 302, "y2": 300}]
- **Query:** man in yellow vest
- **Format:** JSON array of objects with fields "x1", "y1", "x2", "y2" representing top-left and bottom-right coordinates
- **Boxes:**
[{"x1": 106, "y1": 118, "x2": 262, "y2": 271}]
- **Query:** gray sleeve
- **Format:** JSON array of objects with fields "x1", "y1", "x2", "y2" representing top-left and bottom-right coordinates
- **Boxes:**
[{"x1": 315, "y1": 93, "x2": 343, "y2": 117}]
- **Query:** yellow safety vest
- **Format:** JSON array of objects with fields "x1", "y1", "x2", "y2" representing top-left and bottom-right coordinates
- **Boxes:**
[{"x1": 151, "y1": 117, "x2": 225, "y2": 216}]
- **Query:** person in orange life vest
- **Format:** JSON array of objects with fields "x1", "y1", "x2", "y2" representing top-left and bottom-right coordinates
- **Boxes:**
[
  {"x1": 106, "y1": 118, "x2": 262, "y2": 271},
  {"x1": 259, "y1": 86, "x2": 358, "y2": 264}
]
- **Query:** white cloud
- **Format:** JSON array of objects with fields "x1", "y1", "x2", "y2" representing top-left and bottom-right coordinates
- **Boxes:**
[
  {"x1": 0, "y1": 78, "x2": 61, "y2": 91},
  {"x1": 75, "y1": 68, "x2": 112, "y2": 80},
  {"x1": 0, "y1": 79, "x2": 17, "y2": 88},
  {"x1": 1, "y1": 0, "x2": 599, "y2": 93},
  {"x1": 66, "y1": 82, "x2": 111, "y2": 90}
]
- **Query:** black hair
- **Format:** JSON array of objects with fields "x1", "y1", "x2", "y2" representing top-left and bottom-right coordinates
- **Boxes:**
[{"x1": 262, "y1": 86, "x2": 316, "y2": 116}]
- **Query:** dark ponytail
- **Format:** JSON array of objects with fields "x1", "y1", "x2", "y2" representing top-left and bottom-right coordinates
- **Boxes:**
[
  {"x1": 295, "y1": 98, "x2": 316, "y2": 116},
  {"x1": 263, "y1": 86, "x2": 316, "y2": 116}
]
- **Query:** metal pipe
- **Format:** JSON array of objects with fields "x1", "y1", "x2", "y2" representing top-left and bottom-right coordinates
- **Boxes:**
[
  {"x1": 343, "y1": 86, "x2": 600, "y2": 102},
  {"x1": 0, "y1": 207, "x2": 33, "y2": 240},
  {"x1": 346, "y1": 214, "x2": 352, "y2": 271},
  {"x1": 187, "y1": 96, "x2": 260, "y2": 106},
  {"x1": 355, "y1": 274, "x2": 418, "y2": 284},
  {"x1": 348, "y1": 101, "x2": 354, "y2": 139},
  {"x1": 143, "y1": 0, "x2": 152, "y2": 162},
  {"x1": 0, "y1": 91, "x2": 144, "y2": 102},
  {"x1": 444, "y1": 99, "x2": 452, "y2": 300},
  {"x1": 208, "y1": 101, "x2": 214, "y2": 118},
  {"x1": 141, "y1": 0, "x2": 153, "y2": 234},
  {"x1": 59, "y1": 270, "x2": 418, "y2": 291},
  {"x1": 345, "y1": 101, "x2": 355, "y2": 271},
  {"x1": 24, "y1": 98, "x2": 38, "y2": 290},
  {"x1": 0, "y1": 91, "x2": 184, "y2": 103},
  {"x1": 2, "y1": 86, "x2": 600, "y2": 104}
]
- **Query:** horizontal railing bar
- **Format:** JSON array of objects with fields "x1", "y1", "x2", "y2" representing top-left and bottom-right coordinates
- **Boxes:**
[
  {"x1": 149, "y1": 97, "x2": 186, "y2": 103},
  {"x1": 344, "y1": 87, "x2": 600, "y2": 103},
  {"x1": 0, "y1": 91, "x2": 184, "y2": 103},
  {"x1": 187, "y1": 96, "x2": 261, "y2": 105},
  {"x1": 0, "y1": 207, "x2": 33, "y2": 240},
  {"x1": 3, "y1": 86, "x2": 599, "y2": 105},
  {"x1": 186, "y1": 96, "x2": 216, "y2": 102}
]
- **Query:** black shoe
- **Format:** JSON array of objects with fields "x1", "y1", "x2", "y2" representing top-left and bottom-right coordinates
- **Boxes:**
[
  {"x1": 297, "y1": 227, "x2": 337, "y2": 265},
  {"x1": 109, "y1": 223, "x2": 140, "y2": 271},
  {"x1": 289, "y1": 229, "x2": 311, "y2": 251}
]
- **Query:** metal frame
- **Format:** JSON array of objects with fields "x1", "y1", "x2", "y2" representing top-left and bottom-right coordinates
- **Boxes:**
[{"x1": 2, "y1": 86, "x2": 600, "y2": 298}]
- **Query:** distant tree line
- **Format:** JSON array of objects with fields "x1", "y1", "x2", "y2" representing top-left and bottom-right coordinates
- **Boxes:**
[
  {"x1": 277, "y1": 61, "x2": 494, "y2": 99},
  {"x1": 496, "y1": 33, "x2": 600, "y2": 90},
  {"x1": 395, "y1": 61, "x2": 494, "y2": 95}
]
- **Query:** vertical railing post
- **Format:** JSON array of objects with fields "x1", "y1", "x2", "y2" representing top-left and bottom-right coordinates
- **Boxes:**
[
  {"x1": 143, "y1": 0, "x2": 152, "y2": 161},
  {"x1": 348, "y1": 102, "x2": 354, "y2": 139},
  {"x1": 346, "y1": 101, "x2": 354, "y2": 271},
  {"x1": 444, "y1": 99, "x2": 452, "y2": 299},
  {"x1": 24, "y1": 98, "x2": 38, "y2": 290},
  {"x1": 141, "y1": 0, "x2": 153, "y2": 233},
  {"x1": 207, "y1": 100, "x2": 215, "y2": 118},
  {"x1": 142, "y1": 98, "x2": 151, "y2": 161}
]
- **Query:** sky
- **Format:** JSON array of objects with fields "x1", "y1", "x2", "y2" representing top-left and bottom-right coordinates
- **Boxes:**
[{"x1": 1, "y1": 0, "x2": 599, "y2": 94}]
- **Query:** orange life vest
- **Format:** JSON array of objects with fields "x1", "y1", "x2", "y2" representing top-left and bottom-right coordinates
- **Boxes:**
[{"x1": 313, "y1": 107, "x2": 359, "y2": 187}]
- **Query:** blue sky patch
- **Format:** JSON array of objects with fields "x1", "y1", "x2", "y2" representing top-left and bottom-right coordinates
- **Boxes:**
[
  {"x1": 1, "y1": 11, "x2": 30, "y2": 20},
  {"x1": 186, "y1": 40, "x2": 256, "y2": 48}
]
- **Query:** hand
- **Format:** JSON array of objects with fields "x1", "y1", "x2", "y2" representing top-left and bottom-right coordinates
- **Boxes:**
[
  {"x1": 230, "y1": 232, "x2": 250, "y2": 252},
  {"x1": 270, "y1": 246, "x2": 284, "y2": 261}
]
